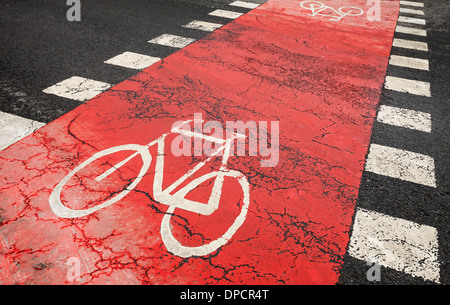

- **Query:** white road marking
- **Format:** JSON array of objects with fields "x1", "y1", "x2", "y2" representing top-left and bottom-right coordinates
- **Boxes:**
[
  {"x1": 398, "y1": 16, "x2": 426, "y2": 25},
  {"x1": 365, "y1": 144, "x2": 436, "y2": 187},
  {"x1": 230, "y1": 1, "x2": 260, "y2": 9},
  {"x1": 399, "y1": 1, "x2": 424, "y2": 7},
  {"x1": 395, "y1": 25, "x2": 427, "y2": 37},
  {"x1": 384, "y1": 76, "x2": 431, "y2": 97},
  {"x1": 376, "y1": 105, "x2": 431, "y2": 132},
  {"x1": 42, "y1": 76, "x2": 112, "y2": 102},
  {"x1": 0, "y1": 111, "x2": 45, "y2": 151},
  {"x1": 183, "y1": 20, "x2": 223, "y2": 32},
  {"x1": 208, "y1": 9, "x2": 244, "y2": 19},
  {"x1": 389, "y1": 55, "x2": 429, "y2": 71},
  {"x1": 148, "y1": 34, "x2": 196, "y2": 48},
  {"x1": 393, "y1": 38, "x2": 428, "y2": 51},
  {"x1": 349, "y1": 208, "x2": 440, "y2": 283},
  {"x1": 104, "y1": 51, "x2": 161, "y2": 70},
  {"x1": 399, "y1": 7, "x2": 424, "y2": 15}
]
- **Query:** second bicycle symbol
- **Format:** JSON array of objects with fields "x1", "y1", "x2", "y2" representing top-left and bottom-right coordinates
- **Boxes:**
[{"x1": 299, "y1": 1, "x2": 364, "y2": 21}]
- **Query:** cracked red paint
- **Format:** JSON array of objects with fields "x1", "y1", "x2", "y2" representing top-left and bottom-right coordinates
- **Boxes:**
[{"x1": 0, "y1": 0, "x2": 399, "y2": 284}]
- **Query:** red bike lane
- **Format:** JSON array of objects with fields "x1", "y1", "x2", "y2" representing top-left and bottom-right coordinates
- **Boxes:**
[{"x1": 0, "y1": 0, "x2": 399, "y2": 284}]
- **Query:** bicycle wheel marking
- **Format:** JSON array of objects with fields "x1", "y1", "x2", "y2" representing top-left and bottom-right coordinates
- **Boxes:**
[
  {"x1": 49, "y1": 144, "x2": 152, "y2": 218},
  {"x1": 161, "y1": 170, "x2": 250, "y2": 258},
  {"x1": 0, "y1": 0, "x2": 400, "y2": 284}
]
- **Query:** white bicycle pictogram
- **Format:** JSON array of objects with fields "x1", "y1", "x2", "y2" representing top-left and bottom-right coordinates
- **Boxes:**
[
  {"x1": 49, "y1": 119, "x2": 250, "y2": 258},
  {"x1": 300, "y1": 1, "x2": 364, "y2": 21}
]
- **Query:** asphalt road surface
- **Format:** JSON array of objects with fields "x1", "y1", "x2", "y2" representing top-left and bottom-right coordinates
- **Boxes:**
[{"x1": 0, "y1": 0, "x2": 448, "y2": 286}]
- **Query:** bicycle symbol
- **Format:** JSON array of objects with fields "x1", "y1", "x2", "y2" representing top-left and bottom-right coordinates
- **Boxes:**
[
  {"x1": 299, "y1": 1, "x2": 364, "y2": 21},
  {"x1": 49, "y1": 119, "x2": 251, "y2": 258}
]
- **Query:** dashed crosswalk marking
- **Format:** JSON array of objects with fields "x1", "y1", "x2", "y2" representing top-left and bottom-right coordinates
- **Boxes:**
[
  {"x1": 0, "y1": 111, "x2": 45, "y2": 151},
  {"x1": 348, "y1": 208, "x2": 440, "y2": 283},
  {"x1": 384, "y1": 75, "x2": 431, "y2": 97},
  {"x1": 42, "y1": 76, "x2": 112, "y2": 102},
  {"x1": 399, "y1": 1, "x2": 424, "y2": 7},
  {"x1": 395, "y1": 25, "x2": 427, "y2": 37},
  {"x1": 148, "y1": 33, "x2": 196, "y2": 48},
  {"x1": 398, "y1": 16, "x2": 426, "y2": 25},
  {"x1": 39, "y1": 2, "x2": 263, "y2": 105},
  {"x1": 183, "y1": 20, "x2": 223, "y2": 32},
  {"x1": 393, "y1": 38, "x2": 428, "y2": 51},
  {"x1": 230, "y1": 1, "x2": 261, "y2": 9},
  {"x1": 365, "y1": 144, "x2": 436, "y2": 187},
  {"x1": 399, "y1": 7, "x2": 424, "y2": 15},
  {"x1": 104, "y1": 51, "x2": 161, "y2": 70},
  {"x1": 353, "y1": 0, "x2": 445, "y2": 284},
  {"x1": 376, "y1": 105, "x2": 431, "y2": 133},
  {"x1": 389, "y1": 54, "x2": 429, "y2": 71},
  {"x1": 208, "y1": 9, "x2": 244, "y2": 19}
]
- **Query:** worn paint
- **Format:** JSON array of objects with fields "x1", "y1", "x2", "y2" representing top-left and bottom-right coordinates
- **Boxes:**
[{"x1": 0, "y1": 0, "x2": 399, "y2": 284}]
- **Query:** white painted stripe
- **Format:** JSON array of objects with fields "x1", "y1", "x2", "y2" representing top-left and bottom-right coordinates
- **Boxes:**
[
  {"x1": 183, "y1": 20, "x2": 223, "y2": 32},
  {"x1": 349, "y1": 208, "x2": 440, "y2": 283},
  {"x1": 400, "y1": 1, "x2": 424, "y2": 7},
  {"x1": 42, "y1": 76, "x2": 112, "y2": 102},
  {"x1": 104, "y1": 51, "x2": 161, "y2": 70},
  {"x1": 389, "y1": 55, "x2": 429, "y2": 71},
  {"x1": 393, "y1": 38, "x2": 428, "y2": 51},
  {"x1": 377, "y1": 105, "x2": 431, "y2": 132},
  {"x1": 365, "y1": 144, "x2": 436, "y2": 187},
  {"x1": 0, "y1": 111, "x2": 45, "y2": 151},
  {"x1": 148, "y1": 34, "x2": 196, "y2": 48},
  {"x1": 399, "y1": 7, "x2": 424, "y2": 15},
  {"x1": 396, "y1": 25, "x2": 427, "y2": 37},
  {"x1": 384, "y1": 76, "x2": 431, "y2": 97},
  {"x1": 230, "y1": 1, "x2": 260, "y2": 9},
  {"x1": 208, "y1": 9, "x2": 244, "y2": 19},
  {"x1": 398, "y1": 16, "x2": 426, "y2": 25}
]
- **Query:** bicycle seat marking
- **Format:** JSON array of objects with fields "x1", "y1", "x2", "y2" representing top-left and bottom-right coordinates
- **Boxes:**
[
  {"x1": 49, "y1": 119, "x2": 251, "y2": 258},
  {"x1": 299, "y1": 1, "x2": 364, "y2": 21}
]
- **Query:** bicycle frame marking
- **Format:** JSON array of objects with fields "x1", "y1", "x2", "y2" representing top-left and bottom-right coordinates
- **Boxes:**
[
  {"x1": 49, "y1": 119, "x2": 250, "y2": 258},
  {"x1": 300, "y1": 1, "x2": 364, "y2": 21}
]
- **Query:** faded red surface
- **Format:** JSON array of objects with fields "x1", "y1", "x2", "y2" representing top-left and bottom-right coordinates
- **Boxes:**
[{"x1": 0, "y1": 0, "x2": 399, "y2": 284}]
